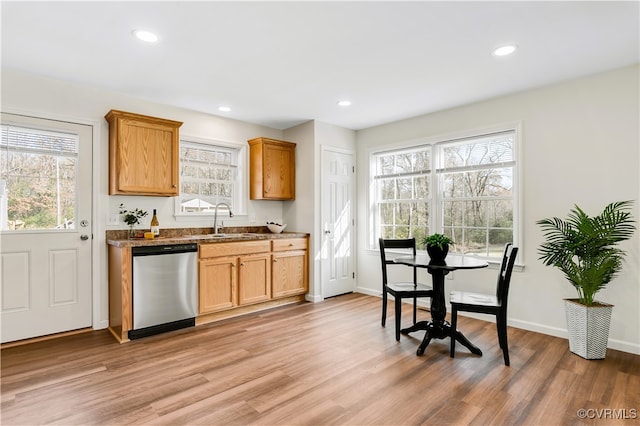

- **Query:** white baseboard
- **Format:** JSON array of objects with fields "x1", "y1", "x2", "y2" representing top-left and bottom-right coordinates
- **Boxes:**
[
  {"x1": 93, "y1": 320, "x2": 109, "y2": 330},
  {"x1": 509, "y1": 317, "x2": 640, "y2": 355},
  {"x1": 305, "y1": 294, "x2": 323, "y2": 303}
]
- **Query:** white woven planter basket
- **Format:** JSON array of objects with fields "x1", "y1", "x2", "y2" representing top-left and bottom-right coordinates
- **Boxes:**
[{"x1": 564, "y1": 299, "x2": 613, "y2": 360}]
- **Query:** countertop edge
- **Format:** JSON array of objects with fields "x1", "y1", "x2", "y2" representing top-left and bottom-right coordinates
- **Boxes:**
[{"x1": 107, "y1": 232, "x2": 310, "y2": 248}]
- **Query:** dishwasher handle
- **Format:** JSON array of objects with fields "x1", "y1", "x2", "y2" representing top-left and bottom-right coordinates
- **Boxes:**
[{"x1": 132, "y1": 243, "x2": 198, "y2": 256}]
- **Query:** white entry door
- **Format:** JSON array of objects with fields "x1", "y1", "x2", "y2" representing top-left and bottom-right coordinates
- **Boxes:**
[
  {"x1": 1, "y1": 113, "x2": 93, "y2": 343},
  {"x1": 321, "y1": 148, "x2": 355, "y2": 298}
]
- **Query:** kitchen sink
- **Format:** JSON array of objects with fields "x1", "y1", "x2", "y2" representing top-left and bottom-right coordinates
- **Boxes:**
[
  {"x1": 182, "y1": 234, "x2": 227, "y2": 239},
  {"x1": 182, "y1": 233, "x2": 262, "y2": 239}
]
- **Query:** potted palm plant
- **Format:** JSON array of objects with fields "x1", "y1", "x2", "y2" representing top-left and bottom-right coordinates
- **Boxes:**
[
  {"x1": 537, "y1": 200, "x2": 635, "y2": 359},
  {"x1": 421, "y1": 233, "x2": 454, "y2": 263}
]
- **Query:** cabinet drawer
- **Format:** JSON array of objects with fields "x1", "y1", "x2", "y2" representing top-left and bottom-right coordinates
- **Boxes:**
[
  {"x1": 199, "y1": 240, "x2": 270, "y2": 258},
  {"x1": 272, "y1": 238, "x2": 307, "y2": 252}
]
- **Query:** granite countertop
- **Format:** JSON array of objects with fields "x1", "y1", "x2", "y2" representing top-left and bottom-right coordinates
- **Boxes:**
[{"x1": 106, "y1": 226, "x2": 309, "y2": 248}]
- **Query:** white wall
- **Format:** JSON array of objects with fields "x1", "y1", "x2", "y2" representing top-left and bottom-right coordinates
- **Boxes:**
[
  {"x1": 1, "y1": 70, "x2": 290, "y2": 331},
  {"x1": 283, "y1": 121, "x2": 317, "y2": 297},
  {"x1": 356, "y1": 65, "x2": 640, "y2": 354},
  {"x1": 283, "y1": 121, "x2": 357, "y2": 300}
]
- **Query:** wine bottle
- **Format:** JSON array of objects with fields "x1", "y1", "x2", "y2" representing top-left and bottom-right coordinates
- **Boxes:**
[{"x1": 150, "y1": 209, "x2": 160, "y2": 237}]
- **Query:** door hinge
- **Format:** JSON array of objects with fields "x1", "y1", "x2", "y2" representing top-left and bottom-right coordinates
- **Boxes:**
[{"x1": 352, "y1": 272, "x2": 355, "y2": 279}]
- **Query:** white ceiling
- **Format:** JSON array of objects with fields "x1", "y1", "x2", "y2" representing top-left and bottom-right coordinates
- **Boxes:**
[{"x1": 2, "y1": 1, "x2": 639, "y2": 131}]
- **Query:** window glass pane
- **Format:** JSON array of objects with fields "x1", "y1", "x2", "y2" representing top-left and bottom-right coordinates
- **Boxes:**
[
  {"x1": 441, "y1": 172, "x2": 466, "y2": 197},
  {"x1": 443, "y1": 201, "x2": 463, "y2": 227},
  {"x1": 489, "y1": 229, "x2": 513, "y2": 255},
  {"x1": 441, "y1": 133, "x2": 514, "y2": 168},
  {"x1": 414, "y1": 176, "x2": 429, "y2": 199},
  {"x1": 414, "y1": 150, "x2": 430, "y2": 171},
  {"x1": 373, "y1": 145, "x2": 431, "y2": 245},
  {"x1": 489, "y1": 199, "x2": 513, "y2": 228},
  {"x1": 464, "y1": 200, "x2": 486, "y2": 228},
  {"x1": 377, "y1": 154, "x2": 395, "y2": 176},
  {"x1": 485, "y1": 167, "x2": 513, "y2": 197},
  {"x1": 466, "y1": 228, "x2": 488, "y2": 255},
  {"x1": 413, "y1": 201, "x2": 429, "y2": 227},
  {"x1": 396, "y1": 152, "x2": 413, "y2": 174},
  {"x1": 1, "y1": 125, "x2": 78, "y2": 231},
  {"x1": 397, "y1": 178, "x2": 412, "y2": 200},
  {"x1": 179, "y1": 140, "x2": 238, "y2": 214},
  {"x1": 379, "y1": 203, "x2": 395, "y2": 226},
  {"x1": 379, "y1": 179, "x2": 395, "y2": 201}
]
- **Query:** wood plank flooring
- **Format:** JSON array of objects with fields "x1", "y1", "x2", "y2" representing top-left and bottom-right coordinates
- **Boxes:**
[{"x1": 2, "y1": 293, "x2": 639, "y2": 425}]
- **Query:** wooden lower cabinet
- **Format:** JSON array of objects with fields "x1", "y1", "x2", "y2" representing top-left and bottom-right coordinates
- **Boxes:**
[
  {"x1": 198, "y1": 238, "x2": 308, "y2": 317},
  {"x1": 199, "y1": 256, "x2": 237, "y2": 313},
  {"x1": 272, "y1": 239, "x2": 308, "y2": 298},
  {"x1": 198, "y1": 240, "x2": 273, "y2": 315},
  {"x1": 238, "y1": 253, "x2": 271, "y2": 305}
]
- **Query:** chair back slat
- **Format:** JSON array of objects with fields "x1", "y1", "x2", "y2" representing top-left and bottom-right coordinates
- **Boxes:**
[
  {"x1": 379, "y1": 238, "x2": 417, "y2": 287},
  {"x1": 496, "y1": 243, "x2": 518, "y2": 307}
]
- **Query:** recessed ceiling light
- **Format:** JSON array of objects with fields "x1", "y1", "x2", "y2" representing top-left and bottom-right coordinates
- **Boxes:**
[
  {"x1": 493, "y1": 44, "x2": 518, "y2": 57},
  {"x1": 218, "y1": 106, "x2": 231, "y2": 112},
  {"x1": 133, "y1": 29, "x2": 158, "y2": 43},
  {"x1": 337, "y1": 100, "x2": 352, "y2": 107}
]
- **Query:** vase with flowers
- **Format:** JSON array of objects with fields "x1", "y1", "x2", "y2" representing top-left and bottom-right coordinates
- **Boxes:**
[{"x1": 119, "y1": 203, "x2": 148, "y2": 238}]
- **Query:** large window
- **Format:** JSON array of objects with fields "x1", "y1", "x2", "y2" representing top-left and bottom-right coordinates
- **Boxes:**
[
  {"x1": 373, "y1": 145, "x2": 432, "y2": 243},
  {"x1": 176, "y1": 139, "x2": 242, "y2": 216},
  {"x1": 1, "y1": 124, "x2": 78, "y2": 230},
  {"x1": 372, "y1": 128, "x2": 518, "y2": 260}
]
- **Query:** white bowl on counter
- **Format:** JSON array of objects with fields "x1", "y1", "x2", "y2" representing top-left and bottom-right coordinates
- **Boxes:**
[{"x1": 267, "y1": 223, "x2": 287, "y2": 233}]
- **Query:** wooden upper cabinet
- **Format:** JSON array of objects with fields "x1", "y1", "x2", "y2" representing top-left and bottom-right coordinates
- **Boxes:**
[
  {"x1": 106, "y1": 110, "x2": 183, "y2": 196},
  {"x1": 248, "y1": 137, "x2": 296, "y2": 200}
]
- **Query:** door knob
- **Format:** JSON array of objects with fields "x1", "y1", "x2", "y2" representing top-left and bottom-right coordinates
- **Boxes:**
[{"x1": 80, "y1": 234, "x2": 89, "y2": 241}]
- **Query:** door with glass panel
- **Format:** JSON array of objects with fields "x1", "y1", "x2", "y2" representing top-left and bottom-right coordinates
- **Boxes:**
[{"x1": 1, "y1": 113, "x2": 92, "y2": 343}]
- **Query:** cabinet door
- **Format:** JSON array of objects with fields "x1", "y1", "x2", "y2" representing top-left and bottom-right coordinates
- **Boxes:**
[
  {"x1": 272, "y1": 250, "x2": 308, "y2": 298},
  {"x1": 238, "y1": 253, "x2": 271, "y2": 306},
  {"x1": 248, "y1": 138, "x2": 296, "y2": 200},
  {"x1": 199, "y1": 257, "x2": 237, "y2": 313},
  {"x1": 262, "y1": 142, "x2": 295, "y2": 199},
  {"x1": 106, "y1": 110, "x2": 181, "y2": 196}
]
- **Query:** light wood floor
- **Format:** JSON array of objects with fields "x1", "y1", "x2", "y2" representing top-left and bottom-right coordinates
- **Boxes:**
[{"x1": 2, "y1": 293, "x2": 639, "y2": 425}]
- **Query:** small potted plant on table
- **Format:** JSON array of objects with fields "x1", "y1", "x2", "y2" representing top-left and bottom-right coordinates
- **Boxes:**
[
  {"x1": 422, "y1": 233, "x2": 455, "y2": 263},
  {"x1": 537, "y1": 200, "x2": 635, "y2": 359}
]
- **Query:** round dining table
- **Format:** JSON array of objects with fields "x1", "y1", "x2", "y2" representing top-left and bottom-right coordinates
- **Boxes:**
[{"x1": 393, "y1": 254, "x2": 489, "y2": 356}]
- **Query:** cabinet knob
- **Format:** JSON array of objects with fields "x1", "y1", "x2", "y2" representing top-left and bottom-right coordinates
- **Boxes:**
[{"x1": 273, "y1": 258, "x2": 278, "y2": 263}]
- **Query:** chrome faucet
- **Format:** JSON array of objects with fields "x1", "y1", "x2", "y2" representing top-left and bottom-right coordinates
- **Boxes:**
[{"x1": 213, "y1": 202, "x2": 233, "y2": 234}]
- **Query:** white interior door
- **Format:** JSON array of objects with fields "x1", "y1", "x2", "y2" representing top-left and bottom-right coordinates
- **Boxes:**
[
  {"x1": 1, "y1": 113, "x2": 93, "y2": 343},
  {"x1": 321, "y1": 148, "x2": 355, "y2": 298}
]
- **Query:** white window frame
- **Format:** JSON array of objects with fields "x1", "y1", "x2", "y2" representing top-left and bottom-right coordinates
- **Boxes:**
[
  {"x1": 174, "y1": 136, "x2": 247, "y2": 218},
  {"x1": 369, "y1": 123, "x2": 521, "y2": 263}
]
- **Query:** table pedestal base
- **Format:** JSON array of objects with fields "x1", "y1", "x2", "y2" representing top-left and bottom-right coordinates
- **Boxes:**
[{"x1": 401, "y1": 321, "x2": 483, "y2": 356}]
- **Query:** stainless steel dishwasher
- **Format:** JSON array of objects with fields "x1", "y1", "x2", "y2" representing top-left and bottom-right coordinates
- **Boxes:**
[{"x1": 129, "y1": 243, "x2": 198, "y2": 340}]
